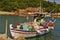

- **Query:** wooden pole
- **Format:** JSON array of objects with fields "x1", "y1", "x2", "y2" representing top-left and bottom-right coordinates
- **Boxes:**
[
  {"x1": 14, "y1": 11, "x2": 17, "y2": 27},
  {"x1": 5, "y1": 19, "x2": 8, "y2": 38},
  {"x1": 26, "y1": 16, "x2": 29, "y2": 22}
]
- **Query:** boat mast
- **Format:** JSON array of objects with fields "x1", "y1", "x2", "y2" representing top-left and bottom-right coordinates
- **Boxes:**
[
  {"x1": 39, "y1": 0, "x2": 44, "y2": 15},
  {"x1": 40, "y1": 1, "x2": 42, "y2": 14},
  {"x1": 26, "y1": 0, "x2": 29, "y2": 22},
  {"x1": 52, "y1": 0, "x2": 55, "y2": 21},
  {"x1": 53, "y1": 0, "x2": 55, "y2": 14}
]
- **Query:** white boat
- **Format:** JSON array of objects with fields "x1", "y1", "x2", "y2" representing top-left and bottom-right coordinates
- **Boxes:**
[
  {"x1": 10, "y1": 22, "x2": 54, "y2": 38},
  {"x1": 8, "y1": 0, "x2": 56, "y2": 38},
  {"x1": 10, "y1": 26, "x2": 48, "y2": 38}
]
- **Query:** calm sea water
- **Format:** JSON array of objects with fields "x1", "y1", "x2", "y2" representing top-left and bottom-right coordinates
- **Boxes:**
[{"x1": 0, "y1": 15, "x2": 60, "y2": 40}]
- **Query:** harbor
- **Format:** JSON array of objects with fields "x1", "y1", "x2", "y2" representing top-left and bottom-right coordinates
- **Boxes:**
[
  {"x1": 0, "y1": 0, "x2": 60, "y2": 40},
  {"x1": 0, "y1": 15, "x2": 59, "y2": 40},
  {"x1": 0, "y1": 11, "x2": 60, "y2": 18}
]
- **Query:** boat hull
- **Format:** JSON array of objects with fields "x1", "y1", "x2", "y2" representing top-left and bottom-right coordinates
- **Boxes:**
[
  {"x1": 10, "y1": 29, "x2": 37, "y2": 38},
  {"x1": 10, "y1": 24, "x2": 54, "y2": 38},
  {"x1": 10, "y1": 28, "x2": 49, "y2": 38}
]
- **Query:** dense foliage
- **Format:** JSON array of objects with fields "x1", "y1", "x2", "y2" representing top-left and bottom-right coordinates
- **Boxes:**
[{"x1": 0, "y1": 0, "x2": 60, "y2": 13}]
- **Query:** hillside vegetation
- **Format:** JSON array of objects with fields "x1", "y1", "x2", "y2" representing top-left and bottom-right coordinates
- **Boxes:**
[{"x1": 0, "y1": 0, "x2": 60, "y2": 13}]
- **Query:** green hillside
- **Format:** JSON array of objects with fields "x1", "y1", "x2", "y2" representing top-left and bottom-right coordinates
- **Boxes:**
[{"x1": 0, "y1": 0, "x2": 60, "y2": 13}]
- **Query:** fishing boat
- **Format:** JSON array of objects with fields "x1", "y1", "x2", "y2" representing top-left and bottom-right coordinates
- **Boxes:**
[
  {"x1": 10, "y1": 21, "x2": 54, "y2": 38},
  {"x1": 9, "y1": 12, "x2": 55, "y2": 38},
  {"x1": 9, "y1": 1, "x2": 55, "y2": 38},
  {"x1": 10, "y1": 24, "x2": 53, "y2": 38}
]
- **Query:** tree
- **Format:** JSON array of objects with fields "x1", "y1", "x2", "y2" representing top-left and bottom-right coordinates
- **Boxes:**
[{"x1": 0, "y1": 0, "x2": 60, "y2": 12}]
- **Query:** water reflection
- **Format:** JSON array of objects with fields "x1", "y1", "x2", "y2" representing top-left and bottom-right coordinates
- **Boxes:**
[{"x1": 26, "y1": 31, "x2": 54, "y2": 40}]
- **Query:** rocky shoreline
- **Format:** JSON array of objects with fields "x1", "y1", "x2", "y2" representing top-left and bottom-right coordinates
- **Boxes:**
[
  {"x1": 0, "y1": 11, "x2": 60, "y2": 18},
  {"x1": 52, "y1": 13, "x2": 60, "y2": 18}
]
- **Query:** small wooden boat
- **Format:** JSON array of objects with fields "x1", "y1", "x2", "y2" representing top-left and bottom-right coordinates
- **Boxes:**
[
  {"x1": 10, "y1": 22, "x2": 54, "y2": 38},
  {"x1": 9, "y1": 6, "x2": 55, "y2": 38}
]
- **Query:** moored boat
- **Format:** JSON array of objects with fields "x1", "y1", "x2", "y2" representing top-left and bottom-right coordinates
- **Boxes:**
[
  {"x1": 10, "y1": 20, "x2": 54, "y2": 38},
  {"x1": 10, "y1": 7, "x2": 55, "y2": 38}
]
